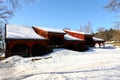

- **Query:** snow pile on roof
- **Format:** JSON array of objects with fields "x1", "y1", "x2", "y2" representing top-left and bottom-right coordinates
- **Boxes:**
[
  {"x1": 1, "y1": 46, "x2": 120, "y2": 80},
  {"x1": 33, "y1": 26, "x2": 65, "y2": 34},
  {"x1": 64, "y1": 29, "x2": 92, "y2": 35},
  {"x1": 64, "y1": 34, "x2": 84, "y2": 41},
  {"x1": 93, "y1": 37, "x2": 104, "y2": 41},
  {"x1": 6, "y1": 24, "x2": 46, "y2": 39}
]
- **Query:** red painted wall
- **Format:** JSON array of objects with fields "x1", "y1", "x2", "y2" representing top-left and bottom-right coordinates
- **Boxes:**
[
  {"x1": 64, "y1": 30, "x2": 85, "y2": 40},
  {"x1": 5, "y1": 39, "x2": 48, "y2": 57},
  {"x1": 48, "y1": 33, "x2": 64, "y2": 40}
]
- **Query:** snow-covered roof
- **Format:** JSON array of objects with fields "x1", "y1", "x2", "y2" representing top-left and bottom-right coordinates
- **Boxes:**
[
  {"x1": 6, "y1": 24, "x2": 46, "y2": 40},
  {"x1": 64, "y1": 29, "x2": 92, "y2": 35},
  {"x1": 93, "y1": 37, "x2": 104, "y2": 41},
  {"x1": 33, "y1": 26, "x2": 65, "y2": 34},
  {"x1": 64, "y1": 34, "x2": 84, "y2": 41}
]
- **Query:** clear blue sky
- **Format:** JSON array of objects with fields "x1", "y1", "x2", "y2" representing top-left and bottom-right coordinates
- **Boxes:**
[{"x1": 9, "y1": 0, "x2": 120, "y2": 32}]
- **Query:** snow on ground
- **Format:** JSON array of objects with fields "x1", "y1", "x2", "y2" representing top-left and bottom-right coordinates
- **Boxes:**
[{"x1": 0, "y1": 45, "x2": 120, "y2": 80}]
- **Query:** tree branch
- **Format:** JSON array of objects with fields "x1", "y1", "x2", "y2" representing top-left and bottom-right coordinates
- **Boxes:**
[{"x1": 105, "y1": 0, "x2": 120, "y2": 12}]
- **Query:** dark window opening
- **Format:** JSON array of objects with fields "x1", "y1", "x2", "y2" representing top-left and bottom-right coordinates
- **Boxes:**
[
  {"x1": 76, "y1": 44, "x2": 89, "y2": 51},
  {"x1": 85, "y1": 37, "x2": 94, "y2": 47},
  {"x1": 48, "y1": 36, "x2": 64, "y2": 47},
  {"x1": 11, "y1": 44, "x2": 29, "y2": 57},
  {"x1": 65, "y1": 44, "x2": 75, "y2": 50},
  {"x1": 31, "y1": 44, "x2": 47, "y2": 56}
]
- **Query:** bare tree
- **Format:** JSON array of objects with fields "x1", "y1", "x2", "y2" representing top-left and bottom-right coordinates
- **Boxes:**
[
  {"x1": 113, "y1": 21, "x2": 120, "y2": 30},
  {"x1": 84, "y1": 21, "x2": 92, "y2": 33},
  {"x1": 105, "y1": 0, "x2": 120, "y2": 12},
  {"x1": 79, "y1": 25, "x2": 84, "y2": 32},
  {"x1": 97, "y1": 27, "x2": 106, "y2": 32},
  {"x1": 64, "y1": 27, "x2": 71, "y2": 30},
  {"x1": 79, "y1": 22, "x2": 92, "y2": 33},
  {"x1": 0, "y1": 0, "x2": 34, "y2": 51},
  {"x1": 95, "y1": 27, "x2": 108, "y2": 40},
  {"x1": 105, "y1": 0, "x2": 120, "y2": 37},
  {"x1": 0, "y1": 0, "x2": 34, "y2": 24}
]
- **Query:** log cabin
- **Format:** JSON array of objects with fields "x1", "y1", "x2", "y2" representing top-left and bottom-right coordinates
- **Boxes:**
[{"x1": 5, "y1": 24, "x2": 105, "y2": 57}]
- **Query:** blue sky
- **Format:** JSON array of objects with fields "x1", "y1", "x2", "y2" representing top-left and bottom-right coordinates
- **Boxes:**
[{"x1": 9, "y1": 0, "x2": 120, "y2": 32}]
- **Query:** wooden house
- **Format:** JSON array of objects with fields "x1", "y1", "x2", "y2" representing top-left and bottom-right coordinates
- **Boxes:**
[
  {"x1": 5, "y1": 24, "x2": 105, "y2": 57},
  {"x1": 64, "y1": 29, "x2": 95, "y2": 47},
  {"x1": 32, "y1": 26, "x2": 87, "y2": 51},
  {"x1": 32, "y1": 26, "x2": 66, "y2": 48},
  {"x1": 5, "y1": 24, "x2": 48, "y2": 58}
]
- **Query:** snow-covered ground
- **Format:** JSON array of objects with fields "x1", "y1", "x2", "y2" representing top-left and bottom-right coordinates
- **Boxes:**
[{"x1": 0, "y1": 45, "x2": 120, "y2": 80}]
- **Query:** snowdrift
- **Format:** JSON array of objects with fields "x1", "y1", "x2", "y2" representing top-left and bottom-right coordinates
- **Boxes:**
[{"x1": 0, "y1": 46, "x2": 120, "y2": 80}]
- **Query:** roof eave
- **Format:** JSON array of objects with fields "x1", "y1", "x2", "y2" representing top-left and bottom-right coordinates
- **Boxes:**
[
  {"x1": 5, "y1": 38, "x2": 48, "y2": 41},
  {"x1": 48, "y1": 31, "x2": 66, "y2": 34}
]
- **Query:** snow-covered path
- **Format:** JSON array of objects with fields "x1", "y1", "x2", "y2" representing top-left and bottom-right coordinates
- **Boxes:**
[{"x1": 0, "y1": 46, "x2": 120, "y2": 80}]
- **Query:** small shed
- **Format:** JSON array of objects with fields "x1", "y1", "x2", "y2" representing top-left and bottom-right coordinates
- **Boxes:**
[
  {"x1": 32, "y1": 26, "x2": 66, "y2": 48},
  {"x1": 93, "y1": 37, "x2": 105, "y2": 47},
  {"x1": 5, "y1": 24, "x2": 48, "y2": 58},
  {"x1": 64, "y1": 29, "x2": 95, "y2": 47}
]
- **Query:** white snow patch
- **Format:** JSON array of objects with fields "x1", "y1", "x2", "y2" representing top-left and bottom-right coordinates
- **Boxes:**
[
  {"x1": 64, "y1": 34, "x2": 84, "y2": 41},
  {"x1": 93, "y1": 37, "x2": 104, "y2": 41},
  {"x1": 0, "y1": 46, "x2": 120, "y2": 80},
  {"x1": 33, "y1": 26, "x2": 65, "y2": 34},
  {"x1": 64, "y1": 29, "x2": 91, "y2": 35},
  {"x1": 0, "y1": 52, "x2": 4, "y2": 57},
  {"x1": 6, "y1": 24, "x2": 45, "y2": 39}
]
